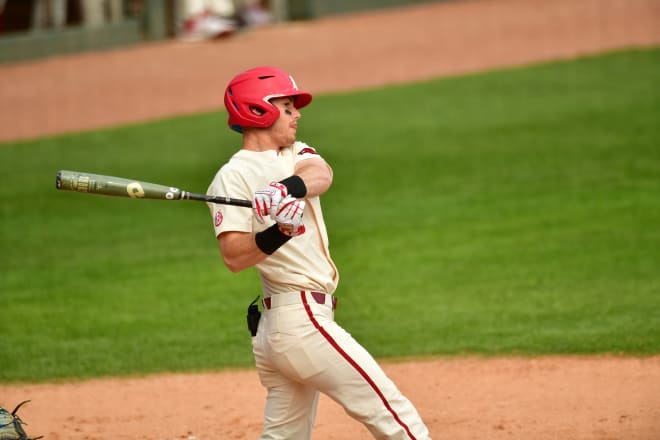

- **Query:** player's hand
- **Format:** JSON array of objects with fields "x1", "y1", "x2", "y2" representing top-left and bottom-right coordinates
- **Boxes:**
[
  {"x1": 253, "y1": 181, "x2": 288, "y2": 224},
  {"x1": 274, "y1": 195, "x2": 306, "y2": 237}
]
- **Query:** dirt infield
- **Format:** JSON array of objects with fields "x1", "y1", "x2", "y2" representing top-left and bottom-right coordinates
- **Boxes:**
[
  {"x1": 1, "y1": 0, "x2": 659, "y2": 439},
  {"x1": 1, "y1": 356, "x2": 659, "y2": 440}
]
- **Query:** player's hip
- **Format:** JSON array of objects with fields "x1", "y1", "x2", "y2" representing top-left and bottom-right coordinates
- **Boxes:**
[{"x1": 256, "y1": 291, "x2": 335, "y2": 338}]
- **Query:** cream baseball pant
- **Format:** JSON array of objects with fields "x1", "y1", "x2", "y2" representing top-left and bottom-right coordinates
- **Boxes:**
[{"x1": 252, "y1": 291, "x2": 431, "y2": 440}]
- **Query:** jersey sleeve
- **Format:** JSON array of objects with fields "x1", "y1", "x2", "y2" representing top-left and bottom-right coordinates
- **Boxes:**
[
  {"x1": 293, "y1": 141, "x2": 325, "y2": 164},
  {"x1": 206, "y1": 167, "x2": 253, "y2": 238}
]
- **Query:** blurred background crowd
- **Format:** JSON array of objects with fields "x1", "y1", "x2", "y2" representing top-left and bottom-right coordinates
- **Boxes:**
[
  {"x1": 0, "y1": 0, "x2": 398, "y2": 63},
  {"x1": 0, "y1": 0, "x2": 274, "y2": 41}
]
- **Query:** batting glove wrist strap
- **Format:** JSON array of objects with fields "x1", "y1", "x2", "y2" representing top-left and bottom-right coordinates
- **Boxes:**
[
  {"x1": 279, "y1": 175, "x2": 307, "y2": 198},
  {"x1": 255, "y1": 224, "x2": 292, "y2": 255}
]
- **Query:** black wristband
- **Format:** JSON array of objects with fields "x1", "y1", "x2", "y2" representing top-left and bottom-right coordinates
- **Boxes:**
[
  {"x1": 279, "y1": 175, "x2": 307, "y2": 198},
  {"x1": 255, "y1": 224, "x2": 292, "y2": 255}
]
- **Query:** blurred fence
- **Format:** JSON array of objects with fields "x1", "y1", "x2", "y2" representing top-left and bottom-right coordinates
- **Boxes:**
[
  {"x1": 0, "y1": 0, "x2": 168, "y2": 63},
  {"x1": 287, "y1": 0, "x2": 441, "y2": 20},
  {"x1": 0, "y1": 0, "x2": 441, "y2": 64}
]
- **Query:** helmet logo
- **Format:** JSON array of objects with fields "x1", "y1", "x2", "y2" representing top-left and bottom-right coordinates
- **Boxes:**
[{"x1": 289, "y1": 75, "x2": 299, "y2": 91}]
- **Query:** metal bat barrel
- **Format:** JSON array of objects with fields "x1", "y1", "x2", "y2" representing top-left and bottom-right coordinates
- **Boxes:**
[
  {"x1": 56, "y1": 170, "x2": 185, "y2": 200},
  {"x1": 55, "y1": 170, "x2": 253, "y2": 207}
]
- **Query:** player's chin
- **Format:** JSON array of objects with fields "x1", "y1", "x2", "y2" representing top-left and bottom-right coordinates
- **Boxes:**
[{"x1": 284, "y1": 132, "x2": 297, "y2": 144}]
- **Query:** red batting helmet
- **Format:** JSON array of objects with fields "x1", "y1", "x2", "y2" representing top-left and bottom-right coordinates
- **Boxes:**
[{"x1": 224, "y1": 66, "x2": 312, "y2": 132}]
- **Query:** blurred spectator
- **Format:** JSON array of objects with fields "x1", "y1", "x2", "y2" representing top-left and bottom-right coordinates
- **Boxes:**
[
  {"x1": 177, "y1": 0, "x2": 237, "y2": 41},
  {"x1": 0, "y1": 0, "x2": 64, "y2": 34},
  {"x1": 0, "y1": 0, "x2": 274, "y2": 40},
  {"x1": 31, "y1": 0, "x2": 66, "y2": 30},
  {"x1": 79, "y1": 0, "x2": 123, "y2": 28},
  {"x1": 237, "y1": 0, "x2": 272, "y2": 29},
  {"x1": 0, "y1": 0, "x2": 125, "y2": 34}
]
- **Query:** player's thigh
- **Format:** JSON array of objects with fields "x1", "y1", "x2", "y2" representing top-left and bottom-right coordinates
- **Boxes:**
[
  {"x1": 307, "y1": 317, "x2": 399, "y2": 404},
  {"x1": 259, "y1": 373, "x2": 320, "y2": 440}
]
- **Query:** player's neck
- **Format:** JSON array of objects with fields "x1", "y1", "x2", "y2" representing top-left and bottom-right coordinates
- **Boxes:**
[{"x1": 242, "y1": 131, "x2": 289, "y2": 152}]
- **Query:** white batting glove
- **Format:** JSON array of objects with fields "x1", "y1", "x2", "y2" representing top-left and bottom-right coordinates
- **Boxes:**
[
  {"x1": 274, "y1": 195, "x2": 306, "y2": 237},
  {"x1": 253, "y1": 181, "x2": 288, "y2": 224}
]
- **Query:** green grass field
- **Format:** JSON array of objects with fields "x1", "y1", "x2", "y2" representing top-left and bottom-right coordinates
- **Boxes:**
[{"x1": 1, "y1": 48, "x2": 658, "y2": 383}]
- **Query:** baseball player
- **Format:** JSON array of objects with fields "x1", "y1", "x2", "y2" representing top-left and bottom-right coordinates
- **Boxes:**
[{"x1": 207, "y1": 66, "x2": 431, "y2": 439}]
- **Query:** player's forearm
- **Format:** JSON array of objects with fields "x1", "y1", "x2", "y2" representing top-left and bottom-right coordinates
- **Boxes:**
[
  {"x1": 293, "y1": 158, "x2": 333, "y2": 198},
  {"x1": 218, "y1": 231, "x2": 268, "y2": 272}
]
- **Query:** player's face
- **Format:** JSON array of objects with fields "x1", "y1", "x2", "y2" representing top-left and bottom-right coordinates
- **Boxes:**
[{"x1": 269, "y1": 97, "x2": 301, "y2": 146}]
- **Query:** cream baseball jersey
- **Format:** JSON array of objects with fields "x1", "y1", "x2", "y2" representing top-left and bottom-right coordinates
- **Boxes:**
[{"x1": 206, "y1": 141, "x2": 339, "y2": 296}]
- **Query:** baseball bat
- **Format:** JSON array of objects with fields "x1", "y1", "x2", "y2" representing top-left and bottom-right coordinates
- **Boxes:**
[{"x1": 55, "y1": 170, "x2": 252, "y2": 207}]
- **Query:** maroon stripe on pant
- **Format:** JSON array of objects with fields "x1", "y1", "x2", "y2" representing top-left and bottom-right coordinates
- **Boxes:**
[{"x1": 300, "y1": 292, "x2": 417, "y2": 440}]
